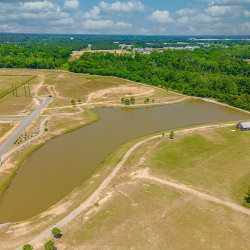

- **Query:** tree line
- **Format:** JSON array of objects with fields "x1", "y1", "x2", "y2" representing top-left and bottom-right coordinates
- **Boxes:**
[
  {"x1": 69, "y1": 46, "x2": 250, "y2": 111},
  {"x1": 0, "y1": 44, "x2": 72, "y2": 69}
]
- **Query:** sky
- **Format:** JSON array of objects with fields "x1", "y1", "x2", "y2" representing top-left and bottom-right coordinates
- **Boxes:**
[{"x1": 0, "y1": 0, "x2": 250, "y2": 35}]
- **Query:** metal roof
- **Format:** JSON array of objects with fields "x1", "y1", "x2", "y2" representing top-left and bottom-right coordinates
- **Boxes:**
[{"x1": 241, "y1": 122, "x2": 250, "y2": 128}]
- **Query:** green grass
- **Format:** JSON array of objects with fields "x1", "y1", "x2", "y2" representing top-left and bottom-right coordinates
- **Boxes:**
[
  {"x1": 0, "y1": 75, "x2": 36, "y2": 97},
  {"x1": 142, "y1": 126, "x2": 250, "y2": 204},
  {"x1": 0, "y1": 123, "x2": 13, "y2": 139}
]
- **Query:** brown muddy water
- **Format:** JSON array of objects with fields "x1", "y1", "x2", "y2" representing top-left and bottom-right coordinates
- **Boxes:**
[{"x1": 0, "y1": 100, "x2": 250, "y2": 223}]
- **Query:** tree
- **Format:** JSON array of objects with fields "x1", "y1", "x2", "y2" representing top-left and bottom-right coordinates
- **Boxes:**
[
  {"x1": 52, "y1": 227, "x2": 61, "y2": 238},
  {"x1": 78, "y1": 99, "x2": 81, "y2": 103},
  {"x1": 244, "y1": 188, "x2": 250, "y2": 207},
  {"x1": 44, "y1": 240, "x2": 54, "y2": 250},
  {"x1": 152, "y1": 99, "x2": 155, "y2": 103},
  {"x1": 124, "y1": 99, "x2": 130, "y2": 105},
  {"x1": 22, "y1": 244, "x2": 33, "y2": 250},
  {"x1": 71, "y1": 99, "x2": 75, "y2": 105},
  {"x1": 169, "y1": 131, "x2": 174, "y2": 139},
  {"x1": 146, "y1": 98, "x2": 150, "y2": 102},
  {"x1": 121, "y1": 97, "x2": 124, "y2": 103},
  {"x1": 130, "y1": 97, "x2": 135, "y2": 104}
]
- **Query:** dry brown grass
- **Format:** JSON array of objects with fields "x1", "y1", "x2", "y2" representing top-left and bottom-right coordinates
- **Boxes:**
[{"x1": 32, "y1": 126, "x2": 250, "y2": 250}]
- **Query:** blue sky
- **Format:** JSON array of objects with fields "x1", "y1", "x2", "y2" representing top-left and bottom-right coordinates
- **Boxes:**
[{"x1": 0, "y1": 0, "x2": 250, "y2": 35}]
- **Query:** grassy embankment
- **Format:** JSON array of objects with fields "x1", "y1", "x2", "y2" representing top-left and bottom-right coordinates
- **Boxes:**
[
  {"x1": 51, "y1": 124, "x2": 250, "y2": 250},
  {"x1": 2, "y1": 122, "x2": 250, "y2": 249},
  {"x1": 0, "y1": 75, "x2": 35, "y2": 97},
  {"x1": 0, "y1": 74, "x2": 39, "y2": 115},
  {"x1": 0, "y1": 123, "x2": 13, "y2": 139},
  {"x1": 0, "y1": 68, "x2": 185, "y2": 200},
  {"x1": 0, "y1": 107, "x2": 99, "y2": 200}
]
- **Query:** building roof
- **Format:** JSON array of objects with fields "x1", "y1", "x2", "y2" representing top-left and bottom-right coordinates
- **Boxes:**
[{"x1": 240, "y1": 122, "x2": 250, "y2": 128}]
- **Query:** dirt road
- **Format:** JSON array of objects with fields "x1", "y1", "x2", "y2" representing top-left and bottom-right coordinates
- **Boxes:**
[
  {"x1": 14, "y1": 123, "x2": 235, "y2": 250},
  {"x1": 135, "y1": 168, "x2": 250, "y2": 216}
]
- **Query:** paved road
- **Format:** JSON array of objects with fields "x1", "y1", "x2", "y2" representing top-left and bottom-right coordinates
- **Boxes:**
[
  {"x1": 1, "y1": 105, "x2": 83, "y2": 163},
  {"x1": 0, "y1": 97, "x2": 52, "y2": 162}
]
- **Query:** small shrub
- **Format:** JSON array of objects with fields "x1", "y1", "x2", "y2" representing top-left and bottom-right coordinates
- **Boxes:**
[
  {"x1": 44, "y1": 240, "x2": 54, "y2": 250},
  {"x1": 124, "y1": 99, "x2": 130, "y2": 105},
  {"x1": 45, "y1": 128, "x2": 48, "y2": 131},
  {"x1": 22, "y1": 244, "x2": 33, "y2": 250},
  {"x1": 243, "y1": 188, "x2": 250, "y2": 207},
  {"x1": 52, "y1": 227, "x2": 61, "y2": 238},
  {"x1": 95, "y1": 202, "x2": 99, "y2": 206},
  {"x1": 169, "y1": 131, "x2": 174, "y2": 139}
]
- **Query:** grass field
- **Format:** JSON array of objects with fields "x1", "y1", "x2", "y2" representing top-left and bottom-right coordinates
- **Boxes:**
[
  {"x1": 0, "y1": 75, "x2": 35, "y2": 97},
  {"x1": 38, "y1": 125, "x2": 250, "y2": 250},
  {"x1": 2, "y1": 68, "x2": 239, "y2": 249},
  {"x1": 143, "y1": 126, "x2": 250, "y2": 204},
  {"x1": 0, "y1": 123, "x2": 12, "y2": 138},
  {"x1": 0, "y1": 68, "x2": 185, "y2": 113},
  {"x1": 2, "y1": 123, "x2": 250, "y2": 249},
  {"x1": 0, "y1": 69, "x2": 39, "y2": 115}
]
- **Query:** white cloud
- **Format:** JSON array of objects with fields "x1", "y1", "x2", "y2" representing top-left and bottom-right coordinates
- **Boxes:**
[
  {"x1": 82, "y1": 6, "x2": 100, "y2": 19},
  {"x1": 116, "y1": 21, "x2": 132, "y2": 28},
  {"x1": 203, "y1": 0, "x2": 250, "y2": 5},
  {"x1": 0, "y1": 1, "x2": 59, "y2": 14},
  {"x1": 99, "y1": 0, "x2": 145, "y2": 14},
  {"x1": 177, "y1": 16, "x2": 190, "y2": 24},
  {"x1": 205, "y1": 5, "x2": 242, "y2": 17},
  {"x1": 176, "y1": 8, "x2": 200, "y2": 16},
  {"x1": 62, "y1": 0, "x2": 79, "y2": 13},
  {"x1": 82, "y1": 19, "x2": 132, "y2": 31},
  {"x1": 147, "y1": 10, "x2": 174, "y2": 24},
  {"x1": 244, "y1": 10, "x2": 250, "y2": 17},
  {"x1": 83, "y1": 0, "x2": 145, "y2": 20}
]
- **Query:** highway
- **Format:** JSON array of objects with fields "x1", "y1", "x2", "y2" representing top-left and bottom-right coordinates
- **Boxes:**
[{"x1": 0, "y1": 97, "x2": 52, "y2": 162}]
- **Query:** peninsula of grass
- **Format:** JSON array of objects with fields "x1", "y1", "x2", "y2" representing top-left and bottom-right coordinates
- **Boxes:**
[{"x1": 0, "y1": 107, "x2": 99, "y2": 201}]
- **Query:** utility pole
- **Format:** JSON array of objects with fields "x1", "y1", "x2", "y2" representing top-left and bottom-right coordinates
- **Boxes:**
[
  {"x1": 12, "y1": 83, "x2": 14, "y2": 96},
  {"x1": 15, "y1": 83, "x2": 17, "y2": 97},
  {"x1": 24, "y1": 83, "x2": 26, "y2": 97},
  {"x1": 28, "y1": 82, "x2": 31, "y2": 97}
]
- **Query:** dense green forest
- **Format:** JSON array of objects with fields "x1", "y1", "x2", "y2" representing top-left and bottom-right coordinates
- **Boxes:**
[
  {"x1": 1, "y1": 34, "x2": 250, "y2": 111},
  {"x1": 69, "y1": 46, "x2": 250, "y2": 111},
  {"x1": 0, "y1": 44, "x2": 72, "y2": 69}
]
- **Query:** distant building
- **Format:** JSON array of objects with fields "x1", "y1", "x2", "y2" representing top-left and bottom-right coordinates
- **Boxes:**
[
  {"x1": 236, "y1": 122, "x2": 250, "y2": 131},
  {"x1": 119, "y1": 44, "x2": 132, "y2": 49},
  {"x1": 132, "y1": 47, "x2": 154, "y2": 54}
]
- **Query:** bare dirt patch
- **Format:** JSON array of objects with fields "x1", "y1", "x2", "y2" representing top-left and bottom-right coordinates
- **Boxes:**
[
  {"x1": 70, "y1": 50, "x2": 125, "y2": 60},
  {"x1": 0, "y1": 121, "x2": 21, "y2": 145},
  {"x1": 86, "y1": 85, "x2": 155, "y2": 103}
]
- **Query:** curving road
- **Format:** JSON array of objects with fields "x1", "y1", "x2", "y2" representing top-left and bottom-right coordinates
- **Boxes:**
[
  {"x1": 14, "y1": 123, "x2": 243, "y2": 250},
  {"x1": 0, "y1": 105, "x2": 83, "y2": 163},
  {"x1": 0, "y1": 97, "x2": 52, "y2": 163}
]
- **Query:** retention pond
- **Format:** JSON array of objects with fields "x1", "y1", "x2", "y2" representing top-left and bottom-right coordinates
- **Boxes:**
[{"x1": 0, "y1": 99, "x2": 250, "y2": 222}]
